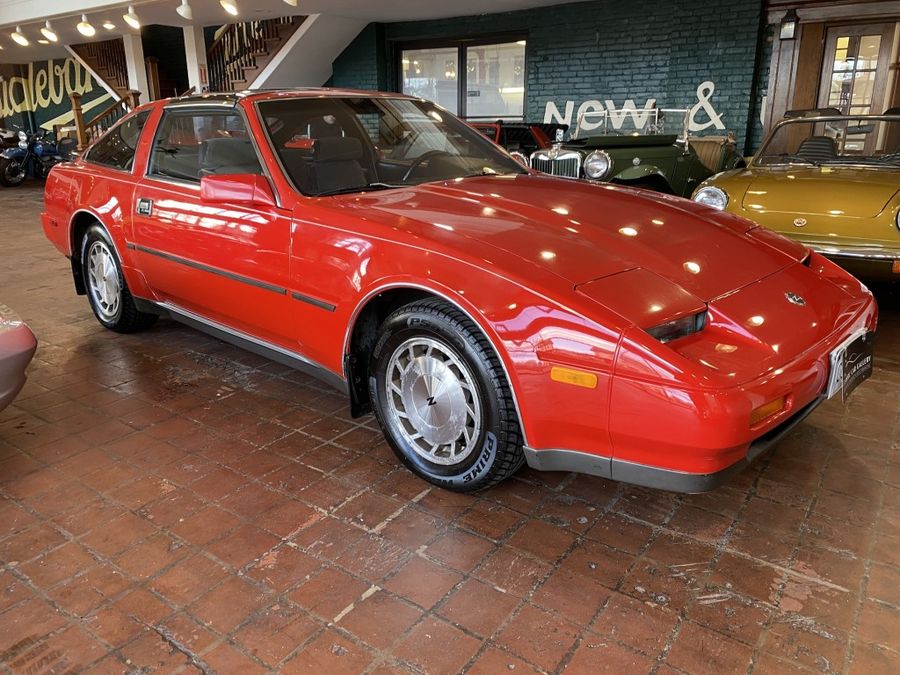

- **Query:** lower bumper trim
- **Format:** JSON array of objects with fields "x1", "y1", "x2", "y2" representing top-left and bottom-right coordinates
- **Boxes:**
[{"x1": 523, "y1": 395, "x2": 826, "y2": 493}]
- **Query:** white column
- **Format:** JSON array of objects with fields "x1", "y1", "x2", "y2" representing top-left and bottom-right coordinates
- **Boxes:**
[
  {"x1": 183, "y1": 25, "x2": 208, "y2": 94},
  {"x1": 122, "y1": 33, "x2": 150, "y2": 103}
]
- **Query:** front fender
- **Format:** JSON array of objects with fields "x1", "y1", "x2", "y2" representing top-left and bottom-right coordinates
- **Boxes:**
[{"x1": 612, "y1": 164, "x2": 669, "y2": 183}]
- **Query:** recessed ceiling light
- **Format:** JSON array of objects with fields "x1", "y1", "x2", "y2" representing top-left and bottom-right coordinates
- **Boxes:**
[
  {"x1": 220, "y1": 0, "x2": 239, "y2": 15},
  {"x1": 11, "y1": 26, "x2": 29, "y2": 46},
  {"x1": 40, "y1": 21, "x2": 58, "y2": 42},
  {"x1": 77, "y1": 14, "x2": 96, "y2": 37}
]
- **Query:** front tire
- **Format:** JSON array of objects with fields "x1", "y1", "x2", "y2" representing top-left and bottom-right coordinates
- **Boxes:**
[
  {"x1": 81, "y1": 224, "x2": 157, "y2": 333},
  {"x1": 0, "y1": 158, "x2": 26, "y2": 187},
  {"x1": 369, "y1": 299, "x2": 524, "y2": 492}
]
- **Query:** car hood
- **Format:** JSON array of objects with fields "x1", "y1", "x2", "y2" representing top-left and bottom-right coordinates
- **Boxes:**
[
  {"x1": 742, "y1": 166, "x2": 900, "y2": 218},
  {"x1": 344, "y1": 174, "x2": 797, "y2": 302}
]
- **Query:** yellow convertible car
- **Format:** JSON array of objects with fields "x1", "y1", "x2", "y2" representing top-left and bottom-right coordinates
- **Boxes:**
[{"x1": 693, "y1": 111, "x2": 900, "y2": 280}]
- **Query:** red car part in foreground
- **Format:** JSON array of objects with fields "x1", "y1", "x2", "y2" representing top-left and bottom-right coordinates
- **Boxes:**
[
  {"x1": 0, "y1": 303, "x2": 37, "y2": 413},
  {"x1": 41, "y1": 90, "x2": 877, "y2": 493}
]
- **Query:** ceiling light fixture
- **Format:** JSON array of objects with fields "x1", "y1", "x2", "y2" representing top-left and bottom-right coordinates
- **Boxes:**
[
  {"x1": 123, "y1": 6, "x2": 141, "y2": 30},
  {"x1": 77, "y1": 14, "x2": 96, "y2": 37},
  {"x1": 103, "y1": 21, "x2": 116, "y2": 30},
  {"x1": 220, "y1": 0, "x2": 239, "y2": 16},
  {"x1": 11, "y1": 26, "x2": 28, "y2": 46},
  {"x1": 283, "y1": 0, "x2": 299, "y2": 6},
  {"x1": 176, "y1": 0, "x2": 193, "y2": 20},
  {"x1": 40, "y1": 20, "x2": 58, "y2": 42}
]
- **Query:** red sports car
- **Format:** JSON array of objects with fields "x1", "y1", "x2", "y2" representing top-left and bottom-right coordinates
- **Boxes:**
[{"x1": 41, "y1": 90, "x2": 877, "y2": 493}]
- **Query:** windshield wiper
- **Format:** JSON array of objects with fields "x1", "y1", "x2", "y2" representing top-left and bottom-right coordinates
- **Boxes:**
[{"x1": 318, "y1": 182, "x2": 404, "y2": 197}]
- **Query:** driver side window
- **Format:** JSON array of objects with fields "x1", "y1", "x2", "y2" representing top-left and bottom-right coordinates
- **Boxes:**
[{"x1": 147, "y1": 110, "x2": 262, "y2": 183}]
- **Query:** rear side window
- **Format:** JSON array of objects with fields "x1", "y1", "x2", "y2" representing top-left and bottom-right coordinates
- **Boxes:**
[
  {"x1": 148, "y1": 110, "x2": 262, "y2": 183},
  {"x1": 85, "y1": 111, "x2": 151, "y2": 171}
]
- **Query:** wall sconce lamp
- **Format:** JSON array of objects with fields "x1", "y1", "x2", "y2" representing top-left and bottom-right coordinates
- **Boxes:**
[{"x1": 780, "y1": 9, "x2": 799, "y2": 40}]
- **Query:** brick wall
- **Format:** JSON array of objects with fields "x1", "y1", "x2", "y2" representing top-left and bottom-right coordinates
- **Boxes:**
[{"x1": 331, "y1": 0, "x2": 767, "y2": 152}]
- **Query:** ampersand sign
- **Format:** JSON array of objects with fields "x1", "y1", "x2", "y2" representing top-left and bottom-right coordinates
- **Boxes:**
[{"x1": 689, "y1": 81, "x2": 725, "y2": 132}]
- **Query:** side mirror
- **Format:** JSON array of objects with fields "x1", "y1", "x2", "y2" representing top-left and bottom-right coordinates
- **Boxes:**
[{"x1": 200, "y1": 173, "x2": 276, "y2": 208}]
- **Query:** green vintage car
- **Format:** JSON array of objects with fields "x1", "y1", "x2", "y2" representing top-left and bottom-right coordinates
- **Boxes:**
[{"x1": 526, "y1": 108, "x2": 745, "y2": 196}]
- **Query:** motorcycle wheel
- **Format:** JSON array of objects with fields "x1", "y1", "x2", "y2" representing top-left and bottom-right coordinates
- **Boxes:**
[{"x1": 0, "y1": 158, "x2": 26, "y2": 187}]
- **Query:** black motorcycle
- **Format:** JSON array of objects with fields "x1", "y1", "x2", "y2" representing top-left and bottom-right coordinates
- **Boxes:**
[{"x1": 0, "y1": 127, "x2": 75, "y2": 187}]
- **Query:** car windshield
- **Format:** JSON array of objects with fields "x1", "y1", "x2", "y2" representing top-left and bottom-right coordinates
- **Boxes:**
[
  {"x1": 257, "y1": 96, "x2": 526, "y2": 196},
  {"x1": 573, "y1": 108, "x2": 689, "y2": 140},
  {"x1": 755, "y1": 116, "x2": 900, "y2": 167}
]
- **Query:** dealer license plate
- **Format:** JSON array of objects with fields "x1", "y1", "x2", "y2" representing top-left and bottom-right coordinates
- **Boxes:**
[{"x1": 826, "y1": 331, "x2": 875, "y2": 401}]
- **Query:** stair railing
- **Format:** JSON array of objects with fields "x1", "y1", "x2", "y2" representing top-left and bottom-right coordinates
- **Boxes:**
[
  {"x1": 207, "y1": 16, "x2": 299, "y2": 92},
  {"x1": 69, "y1": 90, "x2": 141, "y2": 151}
]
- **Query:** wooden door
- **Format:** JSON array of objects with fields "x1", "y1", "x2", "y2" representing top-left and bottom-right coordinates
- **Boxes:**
[{"x1": 818, "y1": 23, "x2": 895, "y2": 116}]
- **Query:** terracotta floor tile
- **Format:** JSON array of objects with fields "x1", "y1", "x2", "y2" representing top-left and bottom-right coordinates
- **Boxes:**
[
  {"x1": 290, "y1": 515, "x2": 365, "y2": 560},
  {"x1": 426, "y1": 527, "x2": 495, "y2": 572},
  {"x1": 114, "y1": 531, "x2": 188, "y2": 580},
  {"x1": 18, "y1": 542, "x2": 96, "y2": 589},
  {"x1": 281, "y1": 629, "x2": 374, "y2": 674},
  {"x1": 393, "y1": 617, "x2": 480, "y2": 674},
  {"x1": 457, "y1": 499, "x2": 526, "y2": 540},
  {"x1": 46, "y1": 563, "x2": 131, "y2": 615},
  {"x1": 80, "y1": 510, "x2": 157, "y2": 557},
  {"x1": 496, "y1": 603, "x2": 580, "y2": 671},
  {"x1": 585, "y1": 512, "x2": 655, "y2": 554},
  {"x1": 206, "y1": 523, "x2": 280, "y2": 569},
  {"x1": 0, "y1": 596, "x2": 67, "y2": 651},
  {"x1": 338, "y1": 590, "x2": 421, "y2": 649},
  {"x1": 379, "y1": 507, "x2": 445, "y2": 549},
  {"x1": 202, "y1": 640, "x2": 268, "y2": 674},
  {"x1": 189, "y1": 575, "x2": 270, "y2": 634},
  {"x1": 566, "y1": 638, "x2": 655, "y2": 674},
  {"x1": 857, "y1": 599, "x2": 900, "y2": 649},
  {"x1": 246, "y1": 545, "x2": 321, "y2": 592},
  {"x1": 150, "y1": 554, "x2": 230, "y2": 607},
  {"x1": 438, "y1": 578, "x2": 520, "y2": 637},
  {"x1": 591, "y1": 592, "x2": 677, "y2": 657},
  {"x1": 336, "y1": 534, "x2": 411, "y2": 583},
  {"x1": 383, "y1": 556, "x2": 462, "y2": 609},
  {"x1": 335, "y1": 490, "x2": 404, "y2": 529},
  {"x1": 532, "y1": 565, "x2": 611, "y2": 626},
  {"x1": 666, "y1": 621, "x2": 754, "y2": 673},
  {"x1": 466, "y1": 646, "x2": 542, "y2": 674},
  {"x1": 473, "y1": 545, "x2": 552, "y2": 598},
  {"x1": 234, "y1": 602, "x2": 320, "y2": 666},
  {"x1": 288, "y1": 566, "x2": 370, "y2": 621},
  {"x1": 169, "y1": 506, "x2": 241, "y2": 546}
]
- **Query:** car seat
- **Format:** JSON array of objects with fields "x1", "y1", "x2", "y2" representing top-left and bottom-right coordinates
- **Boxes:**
[
  {"x1": 795, "y1": 136, "x2": 838, "y2": 163},
  {"x1": 310, "y1": 137, "x2": 367, "y2": 194},
  {"x1": 199, "y1": 137, "x2": 261, "y2": 176}
]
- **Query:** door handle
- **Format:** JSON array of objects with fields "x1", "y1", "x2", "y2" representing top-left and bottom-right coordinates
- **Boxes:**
[{"x1": 136, "y1": 198, "x2": 153, "y2": 216}]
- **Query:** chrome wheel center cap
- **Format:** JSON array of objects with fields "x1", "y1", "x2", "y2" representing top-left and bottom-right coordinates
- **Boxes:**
[
  {"x1": 401, "y1": 356, "x2": 467, "y2": 446},
  {"x1": 386, "y1": 337, "x2": 482, "y2": 466}
]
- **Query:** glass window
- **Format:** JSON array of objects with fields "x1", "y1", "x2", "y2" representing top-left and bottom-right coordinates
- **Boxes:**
[
  {"x1": 401, "y1": 38, "x2": 526, "y2": 120},
  {"x1": 825, "y1": 33, "x2": 882, "y2": 115},
  {"x1": 258, "y1": 96, "x2": 525, "y2": 196},
  {"x1": 147, "y1": 110, "x2": 262, "y2": 183},
  {"x1": 85, "y1": 111, "x2": 151, "y2": 171}
]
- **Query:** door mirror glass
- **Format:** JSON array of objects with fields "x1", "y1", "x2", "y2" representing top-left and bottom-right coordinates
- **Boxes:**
[{"x1": 200, "y1": 173, "x2": 276, "y2": 208}]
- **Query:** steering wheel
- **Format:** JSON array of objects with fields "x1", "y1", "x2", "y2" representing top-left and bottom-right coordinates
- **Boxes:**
[{"x1": 402, "y1": 150, "x2": 456, "y2": 182}]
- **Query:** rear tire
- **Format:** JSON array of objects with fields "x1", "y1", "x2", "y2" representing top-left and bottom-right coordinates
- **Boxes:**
[
  {"x1": 0, "y1": 158, "x2": 26, "y2": 187},
  {"x1": 81, "y1": 224, "x2": 157, "y2": 333},
  {"x1": 369, "y1": 299, "x2": 524, "y2": 492}
]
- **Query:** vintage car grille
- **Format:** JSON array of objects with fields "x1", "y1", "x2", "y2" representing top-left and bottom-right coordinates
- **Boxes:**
[{"x1": 529, "y1": 150, "x2": 582, "y2": 178}]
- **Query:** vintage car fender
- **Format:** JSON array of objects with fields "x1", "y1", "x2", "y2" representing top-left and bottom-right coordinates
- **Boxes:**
[{"x1": 610, "y1": 164, "x2": 673, "y2": 191}]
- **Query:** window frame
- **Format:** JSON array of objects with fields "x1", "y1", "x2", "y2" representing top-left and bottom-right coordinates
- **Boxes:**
[
  {"x1": 83, "y1": 109, "x2": 152, "y2": 174},
  {"x1": 394, "y1": 32, "x2": 528, "y2": 121}
]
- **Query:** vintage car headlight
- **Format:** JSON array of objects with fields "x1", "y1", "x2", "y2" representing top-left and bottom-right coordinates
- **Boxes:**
[
  {"x1": 646, "y1": 311, "x2": 707, "y2": 344},
  {"x1": 693, "y1": 186, "x2": 728, "y2": 211},
  {"x1": 896, "y1": 208, "x2": 900, "y2": 232},
  {"x1": 584, "y1": 150, "x2": 612, "y2": 180}
]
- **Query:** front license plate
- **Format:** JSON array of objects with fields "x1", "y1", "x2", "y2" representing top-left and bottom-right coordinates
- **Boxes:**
[{"x1": 826, "y1": 331, "x2": 875, "y2": 401}]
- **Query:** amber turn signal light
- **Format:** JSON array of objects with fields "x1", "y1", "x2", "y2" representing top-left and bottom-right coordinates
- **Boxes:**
[
  {"x1": 892, "y1": 260, "x2": 900, "y2": 274},
  {"x1": 550, "y1": 366, "x2": 598, "y2": 389},
  {"x1": 749, "y1": 396, "x2": 786, "y2": 427}
]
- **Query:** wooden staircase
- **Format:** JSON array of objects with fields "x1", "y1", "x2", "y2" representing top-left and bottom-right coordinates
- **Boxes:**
[
  {"x1": 207, "y1": 16, "x2": 306, "y2": 92},
  {"x1": 70, "y1": 39, "x2": 130, "y2": 99}
]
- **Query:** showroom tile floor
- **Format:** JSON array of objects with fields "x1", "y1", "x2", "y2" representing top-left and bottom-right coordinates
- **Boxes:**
[{"x1": 0, "y1": 182, "x2": 898, "y2": 674}]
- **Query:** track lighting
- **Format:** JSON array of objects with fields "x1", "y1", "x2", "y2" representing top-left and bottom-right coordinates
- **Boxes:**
[
  {"x1": 77, "y1": 14, "x2": 96, "y2": 37},
  {"x1": 123, "y1": 6, "x2": 141, "y2": 30},
  {"x1": 11, "y1": 26, "x2": 28, "y2": 46},
  {"x1": 40, "y1": 21, "x2": 58, "y2": 42},
  {"x1": 220, "y1": 0, "x2": 239, "y2": 16},
  {"x1": 176, "y1": 0, "x2": 193, "y2": 20}
]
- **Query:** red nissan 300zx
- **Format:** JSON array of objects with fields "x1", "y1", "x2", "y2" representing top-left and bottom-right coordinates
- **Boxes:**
[{"x1": 42, "y1": 90, "x2": 877, "y2": 493}]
